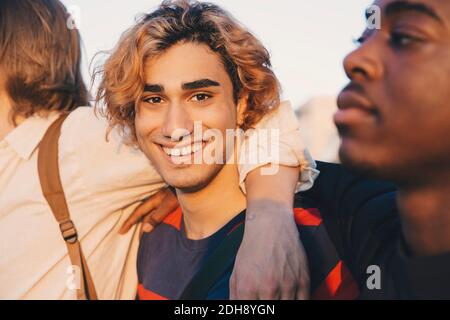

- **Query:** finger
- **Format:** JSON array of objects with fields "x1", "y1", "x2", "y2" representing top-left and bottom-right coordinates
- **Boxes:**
[
  {"x1": 280, "y1": 263, "x2": 301, "y2": 300},
  {"x1": 143, "y1": 193, "x2": 179, "y2": 228},
  {"x1": 120, "y1": 203, "x2": 152, "y2": 234},
  {"x1": 142, "y1": 223, "x2": 155, "y2": 233},
  {"x1": 280, "y1": 283, "x2": 296, "y2": 300},
  {"x1": 139, "y1": 214, "x2": 156, "y2": 238},
  {"x1": 296, "y1": 276, "x2": 310, "y2": 300},
  {"x1": 258, "y1": 286, "x2": 280, "y2": 300},
  {"x1": 296, "y1": 286, "x2": 309, "y2": 300},
  {"x1": 229, "y1": 272, "x2": 260, "y2": 300},
  {"x1": 232, "y1": 285, "x2": 259, "y2": 300},
  {"x1": 119, "y1": 193, "x2": 163, "y2": 234},
  {"x1": 141, "y1": 214, "x2": 157, "y2": 233}
]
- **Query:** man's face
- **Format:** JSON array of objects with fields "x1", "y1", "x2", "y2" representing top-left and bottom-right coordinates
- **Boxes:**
[
  {"x1": 336, "y1": 0, "x2": 450, "y2": 185},
  {"x1": 135, "y1": 42, "x2": 238, "y2": 192}
]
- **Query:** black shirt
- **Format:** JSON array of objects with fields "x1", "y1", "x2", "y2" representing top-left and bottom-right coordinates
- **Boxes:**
[{"x1": 302, "y1": 161, "x2": 450, "y2": 299}]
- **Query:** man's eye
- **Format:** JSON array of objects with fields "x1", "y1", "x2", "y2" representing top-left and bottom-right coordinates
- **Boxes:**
[
  {"x1": 354, "y1": 36, "x2": 367, "y2": 46},
  {"x1": 191, "y1": 93, "x2": 211, "y2": 102},
  {"x1": 353, "y1": 29, "x2": 373, "y2": 47},
  {"x1": 144, "y1": 96, "x2": 163, "y2": 104},
  {"x1": 390, "y1": 32, "x2": 420, "y2": 48}
]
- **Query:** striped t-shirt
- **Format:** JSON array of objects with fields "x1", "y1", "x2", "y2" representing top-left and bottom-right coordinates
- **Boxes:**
[{"x1": 137, "y1": 193, "x2": 359, "y2": 300}]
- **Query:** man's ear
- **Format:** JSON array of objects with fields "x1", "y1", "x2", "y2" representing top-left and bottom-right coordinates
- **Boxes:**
[{"x1": 236, "y1": 93, "x2": 249, "y2": 127}]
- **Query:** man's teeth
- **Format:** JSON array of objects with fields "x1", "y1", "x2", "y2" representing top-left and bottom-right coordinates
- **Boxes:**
[{"x1": 163, "y1": 142, "x2": 203, "y2": 157}]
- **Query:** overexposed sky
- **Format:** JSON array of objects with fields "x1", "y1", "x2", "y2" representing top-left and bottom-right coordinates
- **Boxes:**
[{"x1": 62, "y1": 0, "x2": 371, "y2": 108}]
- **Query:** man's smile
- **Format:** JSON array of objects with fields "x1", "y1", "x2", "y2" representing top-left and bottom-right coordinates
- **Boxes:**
[{"x1": 155, "y1": 138, "x2": 213, "y2": 166}]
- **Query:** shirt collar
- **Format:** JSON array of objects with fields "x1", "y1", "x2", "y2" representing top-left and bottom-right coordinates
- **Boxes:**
[{"x1": 3, "y1": 112, "x2": 61, "y2": 160}]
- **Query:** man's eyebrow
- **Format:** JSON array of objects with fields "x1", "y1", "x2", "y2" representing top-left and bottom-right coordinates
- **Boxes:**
[
  {"x1": 182, "y1": 79, "x2": 220, "y2": 90},
  {"x1": 144, "y1": 84, "x2": 164, "y2": 92},
  {"x1": 383, "y1": 1, "x2": 443, "y2": 23}
]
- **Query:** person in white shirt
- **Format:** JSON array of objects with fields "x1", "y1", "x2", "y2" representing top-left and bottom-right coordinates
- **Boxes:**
[{"x1": 0, "y1": 0, "x2": 317, "y2": 299}]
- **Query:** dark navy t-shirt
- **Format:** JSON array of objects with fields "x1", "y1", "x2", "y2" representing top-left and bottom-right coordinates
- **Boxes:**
[
  {"x1": 137, "y1": 207, "x2": 245, "y2": 300},
  {"x1": 137, "y1": 193, "x2": 359, "y2": 300}
]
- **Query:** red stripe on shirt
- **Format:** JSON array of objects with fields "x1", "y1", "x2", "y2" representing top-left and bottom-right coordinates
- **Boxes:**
[
  {"x1": 227, "y1": 221, "x2": 245, "y2": 236},
  {"x1": 162, "y1": 206, "x2": 182, "y2": 231},
  {"x1": 294, "y1": 208, "x2": 322, "y2": 226},
  {"x1": 138, "y1": 284, "x2": 169, "y2": 300},
  {"x1": 311, "y1": 260, "x2": 360, "y2": 300}
]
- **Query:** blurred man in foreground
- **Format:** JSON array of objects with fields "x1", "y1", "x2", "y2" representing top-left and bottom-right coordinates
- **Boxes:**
[{"x1": 321, "y1": 0, "x2": 450, "y2": 298}]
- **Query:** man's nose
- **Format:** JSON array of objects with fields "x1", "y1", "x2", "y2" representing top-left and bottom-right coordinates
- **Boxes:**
[
  {"x1": 162, "y1": 103, "x2": 194, "y2": 141},
  {"x1": 343, "y1": 34, "x2": 384, "y2": 83}
]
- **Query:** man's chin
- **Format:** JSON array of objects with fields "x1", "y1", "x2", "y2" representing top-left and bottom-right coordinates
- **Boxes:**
[
  {"x1": 170, "y1": 180, "x2": 210, "y2": 194},
  {"x1": 338, "y1": 145, "x2": 382, "y2": 179},
  {"x1": 163, "y1": 168, "x2": 221, "y2": 194}
]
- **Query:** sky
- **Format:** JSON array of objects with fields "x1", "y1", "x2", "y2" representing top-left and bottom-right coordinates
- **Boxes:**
[{"x1": 62, "y1": 0, "x2": 371, "y2": 108}]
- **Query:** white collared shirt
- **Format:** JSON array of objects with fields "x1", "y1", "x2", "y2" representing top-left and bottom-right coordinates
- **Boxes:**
[{"x1": 0, "y1": 102, "x2": 317, "y2": 299}]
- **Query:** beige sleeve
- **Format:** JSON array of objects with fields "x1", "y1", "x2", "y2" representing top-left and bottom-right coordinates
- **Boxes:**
[{"x1": 238, "y1": 101, "x2": 320, "y2": 194}]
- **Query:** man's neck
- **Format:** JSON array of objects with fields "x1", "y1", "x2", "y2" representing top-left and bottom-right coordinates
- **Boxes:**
[
  {"x1": 176, "y1": 163, "x2": 246, "y2": 240},
  {"x1": 398, "y1": 171, "x2": 450, "y2": 257}
]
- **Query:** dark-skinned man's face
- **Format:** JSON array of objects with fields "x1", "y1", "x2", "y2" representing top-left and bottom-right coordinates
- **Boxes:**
[{"x1": 336, "y1": 0, "x2": 450, "y2": 186}]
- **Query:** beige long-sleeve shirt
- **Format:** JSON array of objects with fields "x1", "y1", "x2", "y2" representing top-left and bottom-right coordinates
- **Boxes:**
[{"x1": 0, "y1": 101, "x2": 318, "y2": 299}]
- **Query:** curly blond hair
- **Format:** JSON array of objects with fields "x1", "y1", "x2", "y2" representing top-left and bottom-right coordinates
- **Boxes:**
[{"x1": 96, "y1": 0, "x2": 281, "y2": 143}]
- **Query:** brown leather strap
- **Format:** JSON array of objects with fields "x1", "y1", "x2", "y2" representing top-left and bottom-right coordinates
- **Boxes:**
[{"x1": 37, "y1": 113, "x2": 98, "y2": 300}]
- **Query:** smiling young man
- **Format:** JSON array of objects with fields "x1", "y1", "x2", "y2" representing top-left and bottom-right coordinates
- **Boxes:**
[
  {"x1": 311, "y1": 0, "x2": 450, "y2": 299},
  {"x1": 0, "y1": 0, "x2": 318, "y2": 299},
  {"x1": 100, "y1": 1, "x2": 362, "y2": 300}
]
